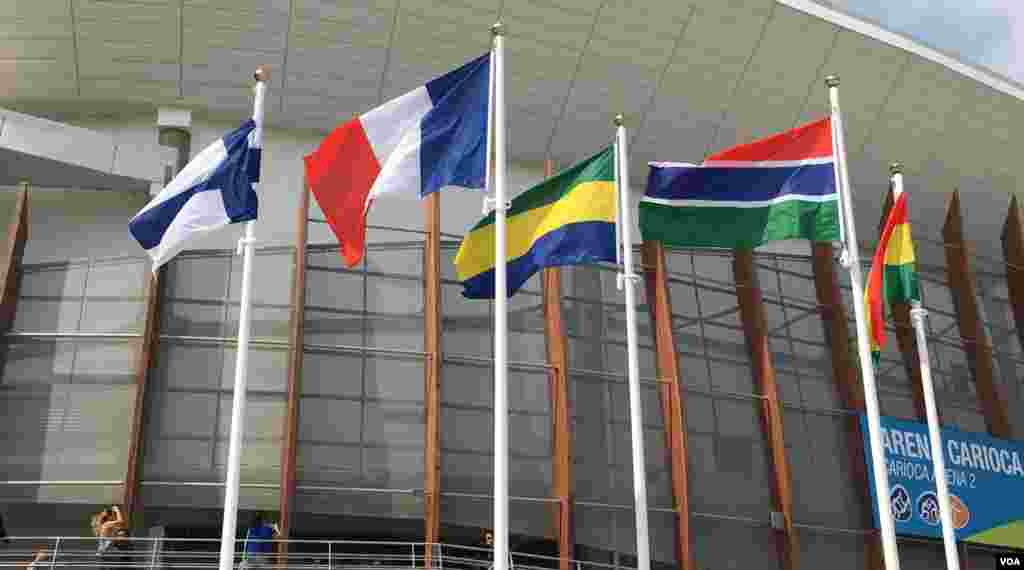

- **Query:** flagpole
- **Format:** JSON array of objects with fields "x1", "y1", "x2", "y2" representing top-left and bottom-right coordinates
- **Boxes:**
[
  {"x1": 218, "y1": 67, "x2": 267, "y2": 570},
  {"x1": 490, "y1": 21, "x2": 510, "y2": 570},
  {"x1": 826, "y1": 75, "x2": 901, "y2": 570},
  {"x1": 891, "y1": 163, "x2": 960, "y2": 570},
  {"x1": 614, "y1": 114, "x2": 651, "y2": 570}
]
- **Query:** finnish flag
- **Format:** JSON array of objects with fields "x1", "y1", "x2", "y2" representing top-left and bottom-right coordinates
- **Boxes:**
[{"x1": 130, "y1": 119, "x2": 261, "y2": 271}]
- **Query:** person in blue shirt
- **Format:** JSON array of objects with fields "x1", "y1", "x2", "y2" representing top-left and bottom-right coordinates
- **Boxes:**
[{"x1": 240, "y1": 512, "x2": 280, "y2": 570}]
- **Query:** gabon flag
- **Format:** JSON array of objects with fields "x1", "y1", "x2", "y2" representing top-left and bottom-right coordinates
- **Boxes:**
[{"x1": 864, "y1": 190, "x2": 921, "y2": 366}]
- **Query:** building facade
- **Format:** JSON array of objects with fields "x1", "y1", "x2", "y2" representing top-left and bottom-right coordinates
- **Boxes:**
[
  {"x1": 3, "y1": 1, "x2": 1024, "y2": 569},
  {"x1": 1, "y1": 168, "x2": 1023, "y2": 570}
]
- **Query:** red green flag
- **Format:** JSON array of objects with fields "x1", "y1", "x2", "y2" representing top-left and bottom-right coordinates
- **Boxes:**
[{"x1": 865, "y1": 191, "x2": 920, "y2": 366}]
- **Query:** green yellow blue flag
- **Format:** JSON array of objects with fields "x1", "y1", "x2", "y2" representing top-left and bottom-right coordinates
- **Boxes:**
[{"x1": 454, "y1": 146, "x2": 617, "y2": 299}]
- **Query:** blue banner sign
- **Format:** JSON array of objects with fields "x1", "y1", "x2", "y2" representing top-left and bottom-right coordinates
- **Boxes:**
[{"x1": 862, "y1": 415, "x2": 1024, "y2": 548}]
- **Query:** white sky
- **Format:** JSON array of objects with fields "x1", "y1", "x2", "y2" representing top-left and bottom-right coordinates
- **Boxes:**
[{"x1": 824, "y1": 0, "x2": 1024, "y2": 83}]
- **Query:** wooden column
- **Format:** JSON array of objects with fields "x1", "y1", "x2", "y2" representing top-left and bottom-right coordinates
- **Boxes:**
[
  {"x1": 877, "y1": 190, "x2": 929, "y2": 420},
  {"x1": 733, "y1": 249, "x2": 799, "y2": 570},
  {"x1": 121, "y1": 181, "x2": 163, "y2": 521},
  {"x1": 0, "y1": 182, "x2": 29, "y2": 333},
  {"x1": 811, "y1": 243, "x2": 883, "y2": 570},
  {"x1": 278, "y1": 183, "x2": 310, "y2": 558},
  {"x1": 640, "y1": 241, "x2": 693, "y2": 570},
  {"x1": 541, "y1": 159, "x2": 574, "y2": 570},
  {"x1": 0, "y1": 182, "x2": 30, "y2": 398},
  {"x1": 1002, "y1": 196, "x2": 1024, "y2": 372},
  {"x1": 943, "y1": 191, "x2": 1012, "y2": 438},
  {"x1": 423, "y1": 191, "x2": 442, "y2": 567},
  {"x1": 123, "y1": 267, "x2": 163, "y2": 520}
]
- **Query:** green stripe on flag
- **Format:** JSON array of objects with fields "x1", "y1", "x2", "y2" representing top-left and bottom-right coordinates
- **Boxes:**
[
  {"x1": 638, "y1": 199, "x2": 839, "y2": 249},
  {"x1": 468, "y1": 146, "x2": 615, "y2": 232},
  {"x1": 884, "y1": 262, "x2": 920, "y2": 305}
]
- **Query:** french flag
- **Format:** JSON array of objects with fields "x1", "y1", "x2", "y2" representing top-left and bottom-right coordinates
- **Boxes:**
[{"x1": 304, "y1": 53, "x2": 491, "y2": 267}]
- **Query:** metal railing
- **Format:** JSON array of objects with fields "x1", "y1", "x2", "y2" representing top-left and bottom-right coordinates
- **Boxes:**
[{"x1": 0, "y1": 538, "x2": 621, "y2": 570}]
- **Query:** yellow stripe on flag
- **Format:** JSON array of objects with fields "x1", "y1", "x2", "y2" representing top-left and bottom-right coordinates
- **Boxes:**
[
  {"x1": 884, "y1": 222, "x2": 916, "y2": 266},
  {"x1": 455, "y1": 180, "x2": 616, "y2": 281}
]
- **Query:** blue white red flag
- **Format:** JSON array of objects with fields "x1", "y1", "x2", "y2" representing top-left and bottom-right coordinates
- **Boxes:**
[{"x1": 304, "y1": 53, "x2": 491, "y2": 267}]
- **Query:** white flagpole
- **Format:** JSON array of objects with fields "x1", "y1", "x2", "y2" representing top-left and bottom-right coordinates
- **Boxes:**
[
  {"x1": 826, "y1": 75, "x2": 901, "y2": 570},
  {"x1": 614, "y1": 114, "x2": 651, "y2": 570},
  {"x1": 890, "y1": 163, "x2": 961, "y2": 570},
  {"x1": 490, "y1": 21, "x2": 510, "y2": 570},
  {"x1": 218, "y1": 67, "x2": 267, "y2": 570}
]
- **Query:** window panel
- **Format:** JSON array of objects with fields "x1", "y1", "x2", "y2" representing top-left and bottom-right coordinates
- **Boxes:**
[
  {"x1": 219, "y1": 346, "x2": 287, "y2": 392},
  {"x1": 161, "y1": 300, "x2": 227, "y2": 337},
  {"x1": 298, "y1": 398, "x2": 361, "y2": 444},
  {"x1": 363, "y1": 446, "x2": 423, "y2": 488},
  {"x1": 80, "y1": 299, "x2": 144, "y2": 333},
  {"x1": 691, "y1": 516, "x2": 782, "y2": 570},
  {"x1": 363, "y1": 355, "x2": 424, "y2": 402},
  {"x1": 305, "y1": 267, "x2": 363, "y2": 312},
  {"x1": 225, "y1": 305, "x2": 291, "y2": 339},
  {"x1": 364, "y1": 314, "x2": 424, "y2": 350},
  {"x1": 363, "y1": 400, "x2": 423, "y2": 446},
  {"x1": 165, "y1": 255, "x2": 231, "y2": 300},
  {"x1": 84, "y1": 259, "x2": 146, "y2": 298},
  {"x1": 12, "y1": 299, "x2": 83, "y2": 332},
  {"x1": 300, "y1": 350, "x2": 363, "y2": 397},
  {"x1": 153, "y1": 342, "x2": 224, "y2": 390},
  {"x1": 0, "y1": 340, "x2": 75, "y2": 385},
  {"x1": 303, "y1": 308, "x2": 364, "y2": 347},
  {"x1": 296, "y1": 443, "x2": 360, "y2": 484},
  {"x1": 799, "y1": 530, "x2": 865, "y2": 570}
]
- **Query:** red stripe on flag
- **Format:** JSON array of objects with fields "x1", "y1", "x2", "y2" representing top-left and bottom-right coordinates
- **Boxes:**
[
  {"x1": 865, "y1": 193, "x2": 910, "y2": 355},
  {"x1": 304, "y1": 118, "x2": 381, "y2": 268},
  {"x1": 706, "y1": 117, "x2": 833, "y2": 163}
]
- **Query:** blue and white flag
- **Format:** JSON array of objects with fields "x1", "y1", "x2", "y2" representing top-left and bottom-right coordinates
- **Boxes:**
[{"x1": 130, "y1": 119, "x2": 262, "y2": 271}]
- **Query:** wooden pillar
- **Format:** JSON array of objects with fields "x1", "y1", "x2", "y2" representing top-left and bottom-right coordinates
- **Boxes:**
[
  {"x1": 120, "y1": 184, "x2": 162, "y2": 521},
  {"x1": 943, "y1": 191, "x2": 1012, "y2": 438},
  {"x1": 640, "y1": 241, "x2": 693, "y2": 570},
  {"x1": 811, "y1": 243, "x2": 883, "y2": 570},
  {"x1": 541, "y1": 159, "x2": 574, "y2": 570},
  {"x1": 277, "y1": 183, "x2": 310, "y2": 560},
  {"x1": 123, "y1": 268, "x2": 163, "y2": 520},
  {"x1": 1001, "y1": 196, "x2": 1024, "y2": 381},
  {"x1": 423, "y1": 191, "x2": 443, "y2": 567},
  {"x1": 733, "y1": 249, "x2": 799, "y2": 570},
  {"x1": 0, "y1": 182, "x2": 29, "y2": 332},
  {"x1": 877, "y1": 190, "x2": 929, "y2": 420}
]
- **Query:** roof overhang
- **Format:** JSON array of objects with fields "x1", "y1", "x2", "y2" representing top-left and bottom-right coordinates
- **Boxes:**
[
  {"x1": 0, "y1": 107, "x2": 154, "y2": 192},
  {"x1": 2, "y1": 0, "x2": 1021, "y2": 262}
]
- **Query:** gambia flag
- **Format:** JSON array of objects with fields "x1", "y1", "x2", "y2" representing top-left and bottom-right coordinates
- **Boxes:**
[
  {"x1": 639, "y1": 117, "x2": 839, "y2": 248},
  {"x1": 865, "y1": 190, "x2": 920, "y2": 365},
  {"x1": 454, "y1": 146, "x2": 617, "y2": 299}
]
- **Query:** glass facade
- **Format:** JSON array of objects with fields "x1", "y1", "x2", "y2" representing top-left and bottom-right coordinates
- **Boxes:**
[{"x1": 1, "y1": 230, "x2": 1022, "y2": 567}]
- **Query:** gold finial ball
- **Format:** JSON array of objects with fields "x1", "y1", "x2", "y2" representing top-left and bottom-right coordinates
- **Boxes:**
[
  {"x1": 614, "y1": 114, "x2": 625, "y2": 126},
  {"x1": 490, "y1": 21, "x2": 506, "y2": 36},
  {"x1": 254, "y1": 67, "x2": 270, "y2": 82},
  {"x1": 825, "y1": 74, "x2": 840, "y2": 87},
  {"x1": 890, "y1": 162, "x2": 903, "y2": 175}
]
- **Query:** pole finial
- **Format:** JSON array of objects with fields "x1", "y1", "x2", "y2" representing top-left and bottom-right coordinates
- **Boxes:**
[
  {"x1": 889, "y1": 162, "x2": 903, "y2": 175},
  {"x1": 491, "y1": 21, "x2": 506, "y2": 36},
  {"x1": 825, "y1": 75, "x2": 840, "y2": 88},
  {"x1": 254, "y1": 67, "x2": 270, "y2": 83},
  {"x1": 613, "y1": 114, "x2": 625, "y2": 127}
]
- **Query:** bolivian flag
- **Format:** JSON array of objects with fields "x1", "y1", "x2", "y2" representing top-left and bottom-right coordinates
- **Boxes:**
[
  {"x1": 865, "y1": 191, "x2": 920, "y2": 365},
  {"x1": 455, "y1": 146, "x2": 617, "y2": 299}
]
